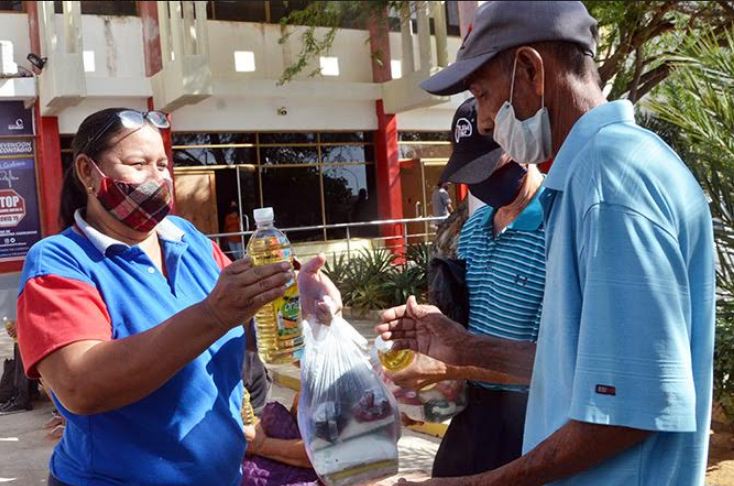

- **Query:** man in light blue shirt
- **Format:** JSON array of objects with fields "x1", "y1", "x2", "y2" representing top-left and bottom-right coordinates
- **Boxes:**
[{"x1": 378, "y1": 2, "x2": 715, "y2": 485}]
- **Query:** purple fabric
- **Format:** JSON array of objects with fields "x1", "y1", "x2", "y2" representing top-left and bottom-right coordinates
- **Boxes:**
[{"x1": 241, "y1": 402, "x2": 320, "y2": 486}]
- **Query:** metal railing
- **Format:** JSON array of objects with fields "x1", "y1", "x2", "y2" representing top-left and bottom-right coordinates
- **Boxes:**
[{"x1": 208, "y1": 215, "x2": 448, "y2": 261}]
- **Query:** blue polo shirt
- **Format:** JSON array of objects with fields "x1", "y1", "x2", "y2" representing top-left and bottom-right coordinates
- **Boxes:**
[
  {"x1": 17, "y1": 212, "x2": 245, "y2": 486},
  {"x1": 458, "y1": 189, "x2": 546, "y2": 392},
  {"x1": 525, "y1": 100, "x2": 715, "y2": 485}
]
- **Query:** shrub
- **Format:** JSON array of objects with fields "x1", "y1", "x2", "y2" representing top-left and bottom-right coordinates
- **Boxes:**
[{"x1": 323, "y1": 244, "x2": 430, "y2": 313}]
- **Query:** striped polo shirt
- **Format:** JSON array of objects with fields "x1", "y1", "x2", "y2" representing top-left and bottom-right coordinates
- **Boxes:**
[{"x1": 457, "y1": 187, "x2": 546, "y2": 391}]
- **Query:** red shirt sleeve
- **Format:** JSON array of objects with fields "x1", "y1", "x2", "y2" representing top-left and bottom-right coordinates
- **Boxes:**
[
  {"x1": 17, "y1": 275, "x2": 112, "y2": 379},
  {"x1": 212, "y1": 240, "x2": 233, "y2": 270}
]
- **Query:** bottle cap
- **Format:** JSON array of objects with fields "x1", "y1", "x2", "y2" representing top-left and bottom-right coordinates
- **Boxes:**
[
  {"x1": 374, "y1": 335, "x2": 394, "y2": 352},
  {"x1": 253, "y1": 207, "x2": 274, "y2": 225}
]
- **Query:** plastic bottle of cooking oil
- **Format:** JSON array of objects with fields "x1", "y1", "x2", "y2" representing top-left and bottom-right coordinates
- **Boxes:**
[
  {"x1": 247, "y1": 207, "x2": 303, "y2": 364},
  {"x1": 241, "y1": 388, "x2": 257, "y2": 426},
  {"x1": 374, "y1": 335, "x2": 415, "y2": 371},
  {"x1": 374, "y1": 335, "x2": 469, "y2": 423}
]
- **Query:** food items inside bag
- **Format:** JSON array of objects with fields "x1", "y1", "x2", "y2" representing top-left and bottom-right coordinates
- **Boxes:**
[
  {"x1": 298, "y1": 300, "x2": 401, "y2": 486},
  {"x1": 373, "y1": 336, "x2": 467, "y2": 423}
]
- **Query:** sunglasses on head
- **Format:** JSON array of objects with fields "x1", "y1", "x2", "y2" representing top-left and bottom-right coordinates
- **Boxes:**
[{"x1": 83, "y1": 110, "x2": 170, "y2": 155}]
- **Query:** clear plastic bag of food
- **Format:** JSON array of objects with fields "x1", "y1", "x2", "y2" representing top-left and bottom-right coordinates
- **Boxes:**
[{"x1": 298, "y1": 301, "x2": 401, "y2": 486}]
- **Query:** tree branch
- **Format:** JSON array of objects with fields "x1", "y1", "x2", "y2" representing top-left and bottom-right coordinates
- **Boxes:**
[
  {"x1": 598, "y1": 2, "x2": 675, "y2": 86},
  {"x1": 628, "y1": 46, "x2": 645, "y2": 102},
  {"x1": 631, "y1": 63, "x2": 671, "y2": 100}
]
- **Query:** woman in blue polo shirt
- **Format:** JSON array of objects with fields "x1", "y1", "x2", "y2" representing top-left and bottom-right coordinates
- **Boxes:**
[{"x1": 15, "y1": 108, "x2": 337, "y2": 486}]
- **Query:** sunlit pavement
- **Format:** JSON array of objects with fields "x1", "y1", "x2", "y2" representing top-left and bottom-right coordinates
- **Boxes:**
[
  {"x1": 0, "y1": 324, "x2": 438, "y2": 485},
  {"x1": 0, "y1": 399, "x2": 54, "y2": 485}
]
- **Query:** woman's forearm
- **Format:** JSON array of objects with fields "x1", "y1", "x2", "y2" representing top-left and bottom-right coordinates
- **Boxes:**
[
  {"x1": 254, "y1": 438, "x2": 312, "y2": 468},
  {"x1": 38, "y1": 301, "x2": 230, "y2": 415}
]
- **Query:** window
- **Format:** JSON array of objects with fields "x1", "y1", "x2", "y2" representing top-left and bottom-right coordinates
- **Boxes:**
[
  {"x1": 233, "y1": 51, "x2": 256, "y2": 72},
  {"x1": 258, "y1": 132, "x2": 316, "y2": 144},
  {"x1": 323, "y1": 164, "x2": 378, "y2": 239},
  {"x1": 268, "y1": 0, "x2": 311, "y2": 23},
  {"x1": 60, "y1": 135, "x2": 75, "y2": 172},
  {"x1": 261, "y1": 147, "x2": 319, "y2": 165},
  {"x1": 172, "y1": 131, "x2": 376, "y2": 242},
  {"x1": 390, "y1": 60, "x2": 402, "y2": 79},
  {"x1": 54, "y1": 1, "x2": 138, "y2": 16},
  {"x1": 0, "y1": 1, "x2": 23, "y2": 12},
  {"x1": 387, "y1": 2, "x2": 459, "y2": 36},
  {"x1": 207, "y1": 0, "x2": 267, "y2": 22},
  {"x1": 261, "y1": 166, "x2": 323, "y2": 241},
  {"x1": 321, "y1": 144, "x2": 373, "y2": 164},
  {"x1": 173, "y1": 132, "x2": 257, "y2": 167},
  {"x1": 446, "y1": 1, "x2": 461, "y2": 37},
  {"x1": 398, "y1": 131, "x2": 451, "y2": 161},
  {"x1": 319, "y1": 56, "x2": 340, "y2": 77},
  {"x1": 83, "y1": 50, "x2": 96, "y2": 73}
]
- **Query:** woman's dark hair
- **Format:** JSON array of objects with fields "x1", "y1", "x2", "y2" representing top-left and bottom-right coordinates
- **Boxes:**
[{"x1": 59, "y1": 107, "x2": 138, "y2": 228}]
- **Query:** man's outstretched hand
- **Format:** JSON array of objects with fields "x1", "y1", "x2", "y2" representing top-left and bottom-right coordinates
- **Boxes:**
[
  {"x1": 297, "y1": 254, "x2": 342, "y2": 324},
  {"x1": 375, "y1": 296, "x2": 468, "y2": 366}
]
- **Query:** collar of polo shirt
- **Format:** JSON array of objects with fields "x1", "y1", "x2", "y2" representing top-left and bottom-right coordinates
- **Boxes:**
[
  {"x1": 544, "y1": 100, "x2": 635, "y2": 192},
  {"x1": 483, "y1": 185, "x2": 545, "y2": 233},
  {"x1": 74, "y1": 209, "x2": 185, "y2": 256}
]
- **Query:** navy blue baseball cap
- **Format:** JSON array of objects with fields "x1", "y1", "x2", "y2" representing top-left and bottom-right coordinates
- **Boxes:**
[
  {"x1": 422, "y1": 1, "x2": 597, "y2": 96},
  {"x1": 440, "y1": 97, "x2": 502, "y2": 185}
]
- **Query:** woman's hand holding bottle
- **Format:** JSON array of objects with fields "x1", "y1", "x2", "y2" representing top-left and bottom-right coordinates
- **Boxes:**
[{"x1": 204, "y1": 257, "x2": 293, "y2": 330}]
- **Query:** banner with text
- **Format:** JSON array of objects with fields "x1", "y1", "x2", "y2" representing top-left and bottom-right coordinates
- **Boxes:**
[{"x1": 0, "y1": 137, "x2": 42, "y2": 260}]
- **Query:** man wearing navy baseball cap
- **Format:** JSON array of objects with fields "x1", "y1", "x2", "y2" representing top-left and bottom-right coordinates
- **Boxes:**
[
  {"x1": 378, "y1": 2, "x2": 715, "y2": 485},
  {"x1": 388, "y1": 97, "x2": 547, "y2": 477}
]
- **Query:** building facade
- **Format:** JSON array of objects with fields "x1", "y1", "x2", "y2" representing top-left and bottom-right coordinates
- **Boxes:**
[{"x1": 0, "y1": 0, "x2": 477, "y2": 315}]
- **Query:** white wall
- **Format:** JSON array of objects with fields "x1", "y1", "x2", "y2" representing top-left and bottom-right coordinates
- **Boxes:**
[
  {"x1": 173, "y1": 22, "x2": 379, "y2": 131},
  {"x1": 387, "y1": 32, "x2": 462, "y2": 76},
  {"x1": 397, "y1": 92, "x2": 469, "y2": 131},
  {"x1": 0, "y1": 13, "x2": 30, "y2": 74},
  {"x1": 387, "y1": 31, "x2": 464, "y2": 131},
  {"x1": 0, "y1": 10, "x2": 464, "y2": 134},
  {"x1": 208, "y1": 21, "x2": 373, "y2": 83},
  {"x1": 76, "y1": 15, "x2": 146, "y2": 79},
  {"x1": 172, "y1": 95, "x2": 377, "y2": 132},
  {"x1": 57, "y1": 97, "x2": 149, "y2": 134}
]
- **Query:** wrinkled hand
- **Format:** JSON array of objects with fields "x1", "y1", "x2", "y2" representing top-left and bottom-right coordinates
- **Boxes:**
[
  {"x1": 387, "y1": 353, "x2": 449, "y2": 391},
  {"x1": 376, "y1": 296, "x2": 467, "y2": 366},
  {"x1": 244, "y1": 420, "x2": 267, "y2": 456},
  {"x1": 204, "y1": 257, "x2": 293, "y2": 330},
  {"x1": 297, "y1": 254, "x2": 342, "y2": 324}
]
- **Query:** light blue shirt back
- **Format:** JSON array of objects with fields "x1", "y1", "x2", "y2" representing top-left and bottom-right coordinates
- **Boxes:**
[{"x1": 525, "y1": 100, "x2": 716, "y2": 485}]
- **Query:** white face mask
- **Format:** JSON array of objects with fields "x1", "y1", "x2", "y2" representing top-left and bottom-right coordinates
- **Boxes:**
[{"x1": 493, "y1": 54, "x2": 552, "y2": 165}]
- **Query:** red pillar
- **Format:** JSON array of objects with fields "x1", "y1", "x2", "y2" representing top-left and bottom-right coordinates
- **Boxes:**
[
  {"x1": 374, "y1": 101, "x2": 403, "y2": 248},
  {"x1": 34, "y1": 111, "x2": 63, "y2": 237},
  {"x1": 27, "y1": 1, "x2": 63, "y2": 238},
  {"x1": 138, "y1": 1, "x2": 163, "y2": 78},
  {"x1": 369, "y1": 10, "x2": 403, "y2": 250},
  {"x1": 139, "y1": 2, "x2": 175, "y2": 200}
]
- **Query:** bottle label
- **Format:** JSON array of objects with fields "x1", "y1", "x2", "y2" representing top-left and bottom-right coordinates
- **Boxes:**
[{"x1": 274, "y1": 283, "x2": 301, "y2": 336}]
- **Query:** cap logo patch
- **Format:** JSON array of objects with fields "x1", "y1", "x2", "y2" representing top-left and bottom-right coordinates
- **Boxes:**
[{"x1": 455, "y1": 118, "x2": 473, "y2": 143}]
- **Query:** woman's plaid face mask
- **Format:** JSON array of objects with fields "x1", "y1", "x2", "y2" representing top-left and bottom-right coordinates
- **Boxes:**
[{"x1": 89, "y1": 160, "x2": 173, "y2": 232}]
